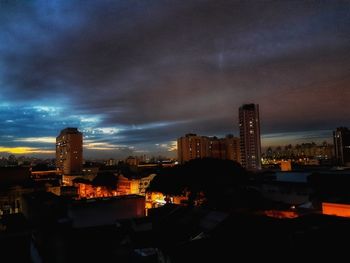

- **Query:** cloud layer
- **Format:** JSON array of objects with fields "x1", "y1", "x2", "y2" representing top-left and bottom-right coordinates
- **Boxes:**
[{"x1": 1, "y1": 1, "x2": 349, "y2": 157}]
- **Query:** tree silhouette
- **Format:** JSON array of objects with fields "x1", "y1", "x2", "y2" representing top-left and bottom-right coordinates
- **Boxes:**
[
  {"x1": 148, "y1": 158, "x2": 248, "y2": 208},
  {"x1": 92, "y1": 171, "x2": 118, "y2": 189}
]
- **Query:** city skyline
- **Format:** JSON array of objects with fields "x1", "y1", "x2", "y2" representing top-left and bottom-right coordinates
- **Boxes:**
[{"x1": 1, "y1": 1, "x2": 350, "y2": 158}]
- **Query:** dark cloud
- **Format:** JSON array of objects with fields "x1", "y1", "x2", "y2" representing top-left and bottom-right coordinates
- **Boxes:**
[{"x1": 0, "y1": 0, "x2": 350, "y2": 157}]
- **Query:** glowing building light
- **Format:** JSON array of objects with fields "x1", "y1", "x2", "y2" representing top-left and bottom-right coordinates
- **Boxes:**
[{"x1": 322, "y1": 202, "x2": 350, "y2": 217}]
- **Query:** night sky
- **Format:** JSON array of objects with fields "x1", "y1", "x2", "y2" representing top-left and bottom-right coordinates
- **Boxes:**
[{"x1": 0, "y1": 0, "x2": 349, "y2": 158}]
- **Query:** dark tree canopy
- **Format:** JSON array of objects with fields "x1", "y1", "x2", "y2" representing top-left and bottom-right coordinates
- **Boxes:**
[
  {"x1": 31, "y1": 163, "x2": 52, "y2": 171},
  {"x1": 92, "y1": 171, "x2": 118, "y2": 189},
  {"x1": 148, "y1": 158, "x2": 249, "y2": 207},
  {"x1": 117, "y1": 162, "x2": 138, "y2": 178}
]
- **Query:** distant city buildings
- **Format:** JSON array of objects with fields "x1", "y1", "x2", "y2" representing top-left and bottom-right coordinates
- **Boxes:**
[
  {"x1": 333, "y1": 127, "x2": 350, "y2": 167},
  {"x1": 125, "y1": 156, "x2": 139, "y2": 166},
  {"x1": 177, "y1": 134, "x2": 240, "y2": 164},
  {"x1": 0, "y1": 155, "x2": 45, "y2": 167},
  {"x1": 105, "y1": 158, "x2": 117, "y2": 166},
  {"x1": 56, "y1": 128, "x2": 83, "y2": 175},
  {"x1": 239, "y1": 103, "x2": 262, "y2": 170},
  {"x1": 263, "y1": 142, "x2": 334, "y2": 166}
]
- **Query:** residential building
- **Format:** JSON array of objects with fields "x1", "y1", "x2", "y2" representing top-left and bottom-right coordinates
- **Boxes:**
[
  {"x1": 333, "y1": 127, "x2": 350, "y2": 166},
  {"x1": 225, "y1": 134, "x2": 241, "y2": 162},
  {"x1": 177, "y1": 134, "x2": 240, "y2": 164},
  {"x1": 239, "y1": 104, "x2": 261, "y2": 170},
  {"x1": 177, "y1": 134, "x2": 209, "y2": 163},
  {"x1": 56, "y1": 128, "x2": 83, "y2": 175}
]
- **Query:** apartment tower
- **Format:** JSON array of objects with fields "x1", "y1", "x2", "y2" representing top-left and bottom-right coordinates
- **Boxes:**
[
  {"x1": 56, "y1": 128, "x2": 83, "y2": 175},
  {"x1": 333, "y1": 127, "x2": 350, "y2": 167},
  {"x1": 239, "y1": 104, "x2": 261, "y2": 170}
]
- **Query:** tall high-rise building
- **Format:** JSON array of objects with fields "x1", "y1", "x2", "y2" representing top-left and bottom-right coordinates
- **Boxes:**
[
  {"x1": 56, "y1": 128, "x2": 83, "y2": 175},
  {"x1": 333, "y1": 127, "x2": 350, "y2": 167},
  {"x1": 177, "y1": 134, "x2": 240, "y2": 164},
  {"x1": 239, "y1": 103, "x2": 261, "y2": 170}
]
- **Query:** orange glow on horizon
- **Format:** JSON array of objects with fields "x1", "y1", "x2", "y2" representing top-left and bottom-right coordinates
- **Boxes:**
[{"x1": 0, "y1": 146, "x2": 55, "y2": 155}]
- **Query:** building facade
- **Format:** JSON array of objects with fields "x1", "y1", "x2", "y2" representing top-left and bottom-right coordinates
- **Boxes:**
[
  {"x1": 239, "y1": 103, "x2": 262, "y2": 170},
  {"x1": 225, "y1": 134, "x2": 241, "y2": 162},
  {"x1": 177, "y1": 134, "x2": 209, "y2": 163},
  {"x1": 56, "y1": 128, "x2": 83, "y2": 175},
  {"x1": 177, "y1": 134, "x2": 240, "y2": 164},
  {"x1": 333, "y1": 127, "x2": 350, "y2": 166}
]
